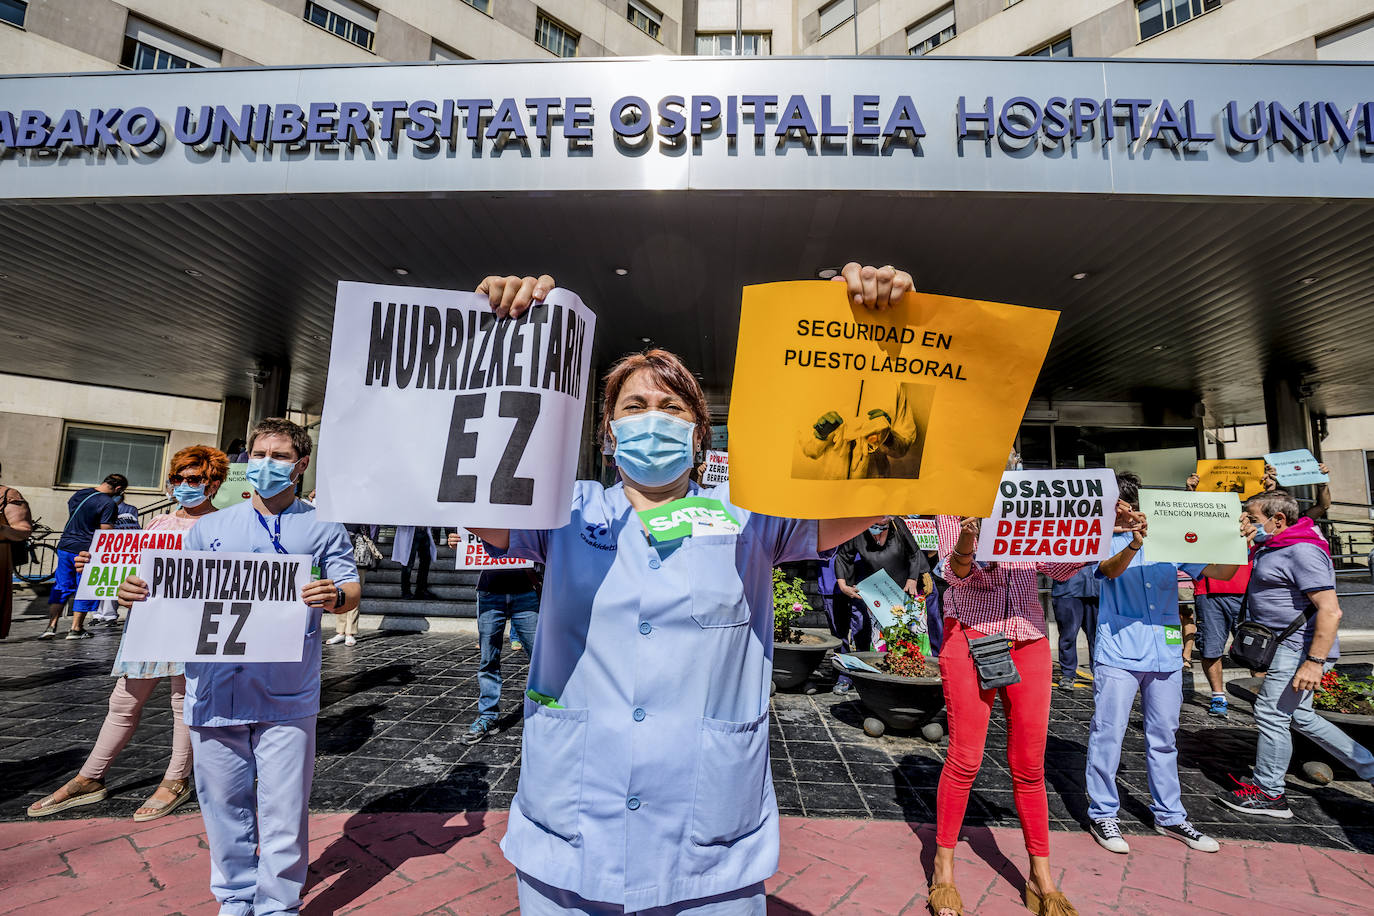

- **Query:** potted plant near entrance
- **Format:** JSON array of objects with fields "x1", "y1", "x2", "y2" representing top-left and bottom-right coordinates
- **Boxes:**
[
  {"x1": 772, "y1": 568, "x2": 841, "y2": 691},
  {"x1": 1228, "y1": 667, "x2": 1374, "y2": 783},
  {"x1": 831, "y1": 592, "x2": 945, "y2": 739}
]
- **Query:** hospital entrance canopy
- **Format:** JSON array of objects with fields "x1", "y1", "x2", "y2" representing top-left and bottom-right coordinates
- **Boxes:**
[{"x1": 1, "y1": 55, "x2": 1372, "y2": 427}]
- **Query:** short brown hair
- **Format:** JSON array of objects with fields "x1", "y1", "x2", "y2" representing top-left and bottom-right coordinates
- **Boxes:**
[
  {"x1": 247, "y1": 417, "x2": 313, "y2": 460},
  {"x1": 600, "y1": 349, "x2": 711, "y2": 451},
  {"x1": 169, "y1": 445, "x2": 230, "y2": 483},
  {"x1": 1245, "y1": 490, "x2": 1301, "y2": 525}
]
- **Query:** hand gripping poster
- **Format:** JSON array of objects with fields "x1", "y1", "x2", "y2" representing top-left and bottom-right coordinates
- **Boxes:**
[
  {"x1": 315, "y1": 282, "x2": 596, "y2": 529},
  {"x1": 727, "y1": 282, "x2": 1058, "y2": 518}
]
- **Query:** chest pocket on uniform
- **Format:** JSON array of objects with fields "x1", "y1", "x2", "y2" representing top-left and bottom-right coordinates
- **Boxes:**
[{"x1": 685, "y1": 536, "x2": 750, "y2": 628}]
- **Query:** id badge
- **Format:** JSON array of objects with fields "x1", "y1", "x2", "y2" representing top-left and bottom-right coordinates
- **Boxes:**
[{"x1": 1164, "y1": 626, "x2": 1182, "y2": 646}]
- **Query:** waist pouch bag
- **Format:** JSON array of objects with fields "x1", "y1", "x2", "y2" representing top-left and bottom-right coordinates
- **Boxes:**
[
  {"x1": 1229, "y1": 550, "x2": 1316, "y2": 672},
  {"x1": 967, "y1": 632, "x2": 1021, "y2": 689}
]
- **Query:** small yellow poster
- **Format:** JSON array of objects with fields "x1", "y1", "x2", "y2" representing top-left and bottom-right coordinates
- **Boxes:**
[
  {"x1": 1195, "y1": 459, "x2": 1266, "y2": 501},
  {"x1": 727, "y1": 282, "x2": 1059, "y2": 519}
]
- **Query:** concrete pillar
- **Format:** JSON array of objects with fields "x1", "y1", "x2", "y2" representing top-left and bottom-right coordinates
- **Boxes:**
[
  {"x1": 216, "y1": 396, "x2": 250, "y2": 454},
  {"x1": 1262, "y1": 375, "x2": 1311, "y2": 454},
  {"x1": 248, "y1": 363, "x2": 291, "y2": 427}
]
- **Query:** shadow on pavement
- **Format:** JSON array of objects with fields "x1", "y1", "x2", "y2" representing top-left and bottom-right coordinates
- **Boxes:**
[
  {"x1": 318, "y1": 662, "x2": 415, "y2": 709},
  {"x1": 0, "y1": 662, "x2": 106, "y2": 691},
  {"x1": 0, "y1": 747, "x2": 88, "y2": 806}
]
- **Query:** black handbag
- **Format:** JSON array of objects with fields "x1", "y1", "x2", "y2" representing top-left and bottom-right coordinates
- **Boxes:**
[
  {"x1": 1228, "y1": 550, "x2": 1317, "y2": 672},
  {"x1": 966, "y1": 577, "x2": 1022, "y2": 689}
]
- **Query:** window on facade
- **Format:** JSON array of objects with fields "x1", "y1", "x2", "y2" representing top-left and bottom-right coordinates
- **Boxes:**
[
  {"x1": 627, "y1": 0, "x2": 662, "y2": 40},
  {"x1": 58, "y1": 424, "x2": 167, "y2": 490},
  {"x1": 1137, "y1": 0, "x2": 1220, "y2": 42},
  {"x1": 1005, "y1": 0, "x2": 1024, "y2": 7},
  {"x1": 1316, "y1": 16, "x2": 1374, "y2": 60},
  {"x1": 459, "y1": 0, "x2": 491, "y2": 13},
  {"x1": 0, "y1": 0, "x2": 26, "y2": 29},
  {"x1": 695, "y1": 31, "x2": 771, "y2": 56},
  {"x1": 1028, "y1": 34, "x2": 1072, "y2": 57},
  {"x1": 907, "y1": 5, "x2": 955, "y2": 56},
  {"x1": 818, "y1": 0, "x2": 853, "y2": 37},
  {"x1": 431, "y1": 39, "x2": 471, "y2": 61},
  {"x1": 121, "y1": 17, "x2": 221, "y2": 70},
  {"x1": 536, "y1": 12, "x2": 578, "y2": 57},
  {"x1": 304, "y1": 0, "x2": 377, "y2": 52}
]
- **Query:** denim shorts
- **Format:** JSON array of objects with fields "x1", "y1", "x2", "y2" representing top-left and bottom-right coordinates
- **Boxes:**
[{"x1": 1194, "y1": 593, "x2": 1242, "y2": 659}]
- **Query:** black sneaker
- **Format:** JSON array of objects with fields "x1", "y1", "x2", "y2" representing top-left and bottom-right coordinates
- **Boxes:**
[
  {"x1": 38, "y1": 627, "x2": 58, "y2": 640},
  {"x1": 1089, "y1": 817, "x2": 1130, "y2": 854},
  {"x1": 65, "y1": 629, "x2": 93, "y2": 640},
  {"x1": 1217, "y1": 775, "x2": 1293, "y2": 819},
  {"x1": 1057, "y1": 676, "x2": 1076, "y2": 691},
  {"x1": 1155, "y1": 820, "x2": 1219, "y2": 852},
  {"x1": 461, "y1": 717, "x2": 500, "y2": 745}
]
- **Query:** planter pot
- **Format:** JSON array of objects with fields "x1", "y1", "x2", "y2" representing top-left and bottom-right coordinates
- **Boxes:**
[
  {"x1": 772, "y1": 628, "x2": 842, "y2": 690},
  {"x1": 1228, "y1": 676, "x2": 1374, "y2": 779},
  {"x1": 1228, "y1": 677, "x2": 1374, "y2": 729},
  {"x1": 832, "y1": 651, "x2": 945, "y2": 734}
]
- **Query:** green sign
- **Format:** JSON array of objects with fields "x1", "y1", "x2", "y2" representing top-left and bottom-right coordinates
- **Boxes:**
[
  {"x1": 1138, "y1": 489, "x2": 1247, "y2": 565},
  {"x1": 213, "y1": 462, "x2": 253, "y2": 509},
  {"x1": 637, "y1": 497, "x2": 741, "y2": 542}
]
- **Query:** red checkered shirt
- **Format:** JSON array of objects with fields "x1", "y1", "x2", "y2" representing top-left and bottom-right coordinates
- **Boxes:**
[{"x1": 936, "y1": 515, "x2": 1083, "y2": 643}]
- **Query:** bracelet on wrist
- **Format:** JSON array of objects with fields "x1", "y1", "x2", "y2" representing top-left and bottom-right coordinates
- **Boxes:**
[
  {"x1": 952, "y1": 548, "x2": 972, "y2": 559},
  {"x1": 1305, "y1": 655, "x2": 1327, "y2": 666}
]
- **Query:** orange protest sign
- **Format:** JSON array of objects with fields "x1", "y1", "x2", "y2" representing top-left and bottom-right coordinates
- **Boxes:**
[
  {"x1": 1195, "y1": 459, "x2": 1266, "y2": 501},
  {"x1": 727, "y1": 281, "x2": 1058, "y2": 519}
]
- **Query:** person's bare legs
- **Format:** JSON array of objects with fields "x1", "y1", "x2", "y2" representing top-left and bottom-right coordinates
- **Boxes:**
[
  {"x1": 1202, "y1": 656, "x2": 1225, "y2": 695},
  {"x1": 1026, "y1": 854, "x2": 1060, "y2": 899},
  {"x1": 71, "y1": 610, "x2": 88, "y2": 633},
  {"x1": 931, "y1": 847, "x2": 958, "y2": 916}
]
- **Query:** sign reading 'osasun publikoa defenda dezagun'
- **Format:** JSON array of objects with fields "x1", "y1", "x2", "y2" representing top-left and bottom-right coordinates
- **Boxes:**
[{"x1": 975, "y1": 469, "x2": 1119, "y2": 563}]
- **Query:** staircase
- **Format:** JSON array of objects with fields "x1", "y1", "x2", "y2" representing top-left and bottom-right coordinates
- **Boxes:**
[{"x1": 360, "y1": 529, "x2": 479, "y2": 631}]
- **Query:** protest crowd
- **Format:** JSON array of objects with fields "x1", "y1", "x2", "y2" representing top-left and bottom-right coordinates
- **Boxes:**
[{"x1": 2, "y1": 263, "x2": 1371, "y2": 916}]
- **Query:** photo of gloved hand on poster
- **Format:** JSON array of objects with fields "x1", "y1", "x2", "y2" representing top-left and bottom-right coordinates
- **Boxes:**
[{"x1": 793, "y1": 382, "x2": 934, "y2": 480}]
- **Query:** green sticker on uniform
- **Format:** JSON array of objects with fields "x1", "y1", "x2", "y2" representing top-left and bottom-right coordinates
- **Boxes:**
[
  {"x1": 1164, "y1": 626, "x2": 1182, "y2": 646},
  {"x1": 637, "y1": 497, "x2": 741, "y2": 542}
]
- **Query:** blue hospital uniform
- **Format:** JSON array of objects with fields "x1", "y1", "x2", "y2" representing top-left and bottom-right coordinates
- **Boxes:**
[
  {"x1": 181, "y1": 499, "x2": 357, "y2": 916},
  {"x1": 488, "y1": 480, "x2": 821, "y2": 912},
  {"x1": 1086, "y1": 531, "x2": 1205, "y2": 827}
]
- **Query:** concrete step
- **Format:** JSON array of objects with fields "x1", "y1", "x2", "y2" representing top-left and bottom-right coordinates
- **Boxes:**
[
  {"x1": 359, "y1": 596, "x2": 477, "y2": 618},
  {"x1": 363, "y1": 581, "x2": 476, "y2": 600},
  {"x1": 365, "y1": 567, "x2": 479, "y2": 585}
]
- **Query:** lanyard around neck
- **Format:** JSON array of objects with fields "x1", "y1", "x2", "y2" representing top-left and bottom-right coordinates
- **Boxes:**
[{"x1": 254, "y1": 508, "x2": 289, "y2": 555}]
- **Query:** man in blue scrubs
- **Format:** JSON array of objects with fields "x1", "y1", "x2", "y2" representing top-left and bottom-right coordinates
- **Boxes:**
[
  {"x1": 120, "y1": 417, "x2": 360, "y2": 916},
  {"x1": 1085, "y1": 472, "x2": 1236, "y2": 858}
]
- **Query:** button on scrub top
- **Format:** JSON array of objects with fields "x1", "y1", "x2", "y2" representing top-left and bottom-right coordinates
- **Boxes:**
[{"x1": 488, "y1": 480, "x2": 821, "y2": 911}]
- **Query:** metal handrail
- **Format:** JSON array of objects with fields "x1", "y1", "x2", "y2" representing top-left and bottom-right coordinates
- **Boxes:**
[{"x1": 136, "y1": 497, "x2": 178, "y2": 524}]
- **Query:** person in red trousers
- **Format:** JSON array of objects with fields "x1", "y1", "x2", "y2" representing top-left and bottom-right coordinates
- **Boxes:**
[{"x1": 926, "y1": 505, "x2": 1082, "y2": 916}]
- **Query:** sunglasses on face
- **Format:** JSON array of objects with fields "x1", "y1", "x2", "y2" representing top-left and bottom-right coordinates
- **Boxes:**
[{"x1": 168, "y1": 473, "x2": 207, "y2": 486}]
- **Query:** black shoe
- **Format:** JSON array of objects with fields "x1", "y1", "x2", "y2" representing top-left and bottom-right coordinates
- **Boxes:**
[
  {"x1": 1154, "y1": 820, "x2": 1219, "y2": 852},
  {"x1": 1217, "y1": 775, "x2": 1293, "y2": 819},
  {"x1": 1088, "y1": 817, "x2": 1130, "y2": 854},
  {"x1": 65, "y1": 629, "x2": 93, "y2": 640}
]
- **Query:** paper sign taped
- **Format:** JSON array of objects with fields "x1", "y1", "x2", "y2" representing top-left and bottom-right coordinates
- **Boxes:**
[
  {"x1": 454, "y1": 528, "x2": 532, "y2": 570},
  {"x1": 118, "y1": 550, "x2": 313, "y2": 663},
  {"x1": 1264, "y1": 449, "x2": 1328, "y2": 486},
  {"x1": 315, "y1": 282, "x2": 596, "y2": 529},
  {"x1": 903, "y1": 517, "x2": 939, "y2": 551},
  {"x1": 1195, "y1": 459, "x2": 1266, "y2": 501},
  {"x1": 727, "y1": 282, "x2": 1057, "y2": 518},
  {"x1": 212, "y1": 463, "x2": 253, "y2": 509},
  {"x1": 702, "y1": 450, "x2": 730, "y2": 486},
  {"x1": 975, "y1": 469, "x2": 1118, "y2": 563},
  {"x1": 1138, "y1": 489, "x2": 1247, "y2": 565},
  {"x1": 77, "y1": 528, "x2": 186, "y2": 600}
]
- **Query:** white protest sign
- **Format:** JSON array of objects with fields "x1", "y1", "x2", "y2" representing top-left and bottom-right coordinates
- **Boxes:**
[
  {"x1": 903, "y1": 517, "x2": 939, "y2": 551},
  {"x1": 702, "y1": 450, "x2": 730, "y2": 486},
  {"x1": 118, "y1": 550, "x2": 313, "y2": 663},
  {"x1": 315, "y1": 282, "x2": 596, "y2": 529},
  {"x1": 454, "y1": 527, "x2": 533, "y2": 570},
  {"x1": 77, "y1": 528, "x2": 187, "y2": 600},
  {"x1": 976, "y1": 469, "x2": 1118, "y2": 563},
  {"x1": 855, "y1": 569, "x2": 908, "y2": 634},
  {"x1": 1264, "y1": 448, "x2": 1329, "y2": 486}
]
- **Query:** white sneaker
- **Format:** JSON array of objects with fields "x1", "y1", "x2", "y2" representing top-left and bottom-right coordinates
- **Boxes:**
[
  {"x1": 326, "y1": 633, "x2": 346, "y2": 645},
  {"x1": 1089, "y1": 817, "x2": 1130, "y2": 854},
  {"x1": 344, "y1": 635, "x2": 356, "y2": 647}
]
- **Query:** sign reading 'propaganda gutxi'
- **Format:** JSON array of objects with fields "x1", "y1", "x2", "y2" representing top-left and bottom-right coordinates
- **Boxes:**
[
  {"x1": 975, "y1": 469, "x2": 1119, "y2": 563},
  {"x1": 1137, "y1": 490, "x2": 1247, "y2": 565},
  {"x1": 76, "y1": 528, "x2": 186, "y2": 600},
  {"x1": 727, "y1": 282, "x2": 1058, "y2": 519},
  {"x1": 118, "y1": 551, "x2": 313, "y2": 663},
  {"x1": 315, "y1": 282, "x2": 596, "y2": 530}
]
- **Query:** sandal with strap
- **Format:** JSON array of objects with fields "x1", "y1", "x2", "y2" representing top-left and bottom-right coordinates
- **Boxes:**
[
  {"x1": 133, "y1": 778, "x2": 194, "y2": 822},
  {"x1": 27, "y1": 776, "x2": 107, "y2": 818},
  {"x1": 1025, "y1": 885, "x2": 1078, "y2": 916},
  {"x1": 928, "y1": 882, "x2": 964, "y2": 916}
]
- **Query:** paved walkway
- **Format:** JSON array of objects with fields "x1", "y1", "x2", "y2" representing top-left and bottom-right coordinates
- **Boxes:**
[{"x1": 4, "y1": 810, "x2": 1374, "y2": 915}]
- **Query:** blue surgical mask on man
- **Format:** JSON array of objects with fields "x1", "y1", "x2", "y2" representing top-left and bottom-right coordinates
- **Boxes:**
[
  {"x1": 246, "y1": 457, "x2": 298, "y2": 498},
  {"x1": 173, "y1": 482, "x2": 208, "y2": 508},
  {"x1": 611, "y1": 411, "x2": 695, "y2": 488}
]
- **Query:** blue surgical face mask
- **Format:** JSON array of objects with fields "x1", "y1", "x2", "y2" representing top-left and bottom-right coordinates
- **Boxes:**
[
  {"x1": 1251, "y1": 517, "x2": 1272, "y2": 544},
  {"x1": 611, "y1": 411, "x2": 696, "y2": 488},
  {"x1": 173, "y1": 482, "x2": 208, "y2": 508},
  {"x1": 246, "y1": 457, "x2": 298, "y2": 498},
  {"x1": 868, "y1": 524, "x2": 887, "y2": 535}
]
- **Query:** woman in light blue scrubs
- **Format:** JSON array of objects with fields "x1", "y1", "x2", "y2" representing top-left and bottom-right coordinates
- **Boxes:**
[{"x1": 469, "y1": 263, "x2": 910, "y2": 915}]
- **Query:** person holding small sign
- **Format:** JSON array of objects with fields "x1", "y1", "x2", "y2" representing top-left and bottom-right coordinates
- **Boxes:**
[
  {"x1": 117, "y1": 418, "x2": 360, "y2": 916},
  {"x1": 465, "y1": 264, "x2": 902, "y2": 916},
  {"x1": 28, "y1": 445, "x2": 229, "y2": 820},
  {"x1": 1085, "y1": 472, "x2": 1238, "y2": 858}
]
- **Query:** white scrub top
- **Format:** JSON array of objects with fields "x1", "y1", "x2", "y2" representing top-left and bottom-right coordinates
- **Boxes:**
[{"x1": 489, "y1": 479, "x2": 820, "y2": 911}]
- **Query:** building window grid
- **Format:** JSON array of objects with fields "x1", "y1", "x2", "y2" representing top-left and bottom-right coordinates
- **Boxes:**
[
  {"x1": 305, "y1": 0, "x2": 376, "y2": 52},
  {"x1": 536, "y1": 13, "x2": 579, "y2": 57},
  {"x1": 57, "y1": 423, "x2": 168, "y2": 490},
  {"x1": 460, "y1": 0, "x2": 491, "y2": 14},
  {"x1": 695, "y1": 32, "x2": 771, "y2": 56},
  {"x1": 0, "y1": 0, "x2": 25, "y2": 29},
  {"x1": 121, "y1": 37, "x2": 196, "y2": 70},
  {"x1": 1137, "y1": 0, "x2": 1221, "y2": 42},
  {"x1": 1028, "y1": 34, "x2": 1072, "y2": 57},
  {"x1": 627, "y1": 0, "x2": 662, "y2": 40},
  {"x1": 907, "y1": 6, "x2": 956, "y2": 56}
]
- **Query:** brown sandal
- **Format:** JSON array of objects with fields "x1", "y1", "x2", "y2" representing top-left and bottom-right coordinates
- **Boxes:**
[
  {"x1": 27, "y1": 776, "x2": 107, "y2": 817},
  {"x1": 132, "y1": 778, "x2": 193, "y2": 822},
  {"x1": 1025, "y1": 885, "x2": 1078, "y2": 916},
  {"x1": 928, "y1": 882, "x2": 964, "y2": 916}
]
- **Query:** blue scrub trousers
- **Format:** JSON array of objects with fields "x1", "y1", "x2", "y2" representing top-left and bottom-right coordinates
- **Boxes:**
[
  {"x1": 189, "y1": 717, "x2": 316, "y2": 916},
  {"x1": 49, "y1": 549, "x2": 100, "y2": 616},
  {"x1": 1085, "y1": 664, "x2": 1187, "y2": 826},
  {"x1": 476, "y1": 589, "x2": 539, "y2": 720},
  {"x1": 517, "y1": 871, "x2": 766, "y2": 915}
]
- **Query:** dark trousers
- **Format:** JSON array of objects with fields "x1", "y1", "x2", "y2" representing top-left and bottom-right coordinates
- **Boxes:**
[
  {"x1": 401, "y1": 536, "x2": 431, "y2": 597},
  {"x1": 1053, "y1": 596, "x2": 1097, "y2": 676},
  {"x1": 827, "y1": 593, "x2": 874, "y2": 653}
]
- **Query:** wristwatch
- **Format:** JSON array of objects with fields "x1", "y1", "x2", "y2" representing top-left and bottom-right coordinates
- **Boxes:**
[{"x1": 334, "y1": 586, "x2": 346, "y2": 610}]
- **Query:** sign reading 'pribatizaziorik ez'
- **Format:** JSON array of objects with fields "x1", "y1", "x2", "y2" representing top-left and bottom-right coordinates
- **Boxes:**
[
  {"x1": 118, "y1": 550, "x2": 313, "y2": 663},
  {"x1": 314, "y1": 282, "x2": 595, "y2": 530},
  {"x1": 975, "y1": 469, "x2": 1119, "y2": 563}
]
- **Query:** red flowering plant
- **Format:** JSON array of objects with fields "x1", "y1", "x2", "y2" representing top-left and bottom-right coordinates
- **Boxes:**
[
  {"x1": 1313, "y1": 669, "x2": 1374, "y2": 715},
  {"x1": 878, "y1": 592, "x2": 939, "y2": 679}
]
